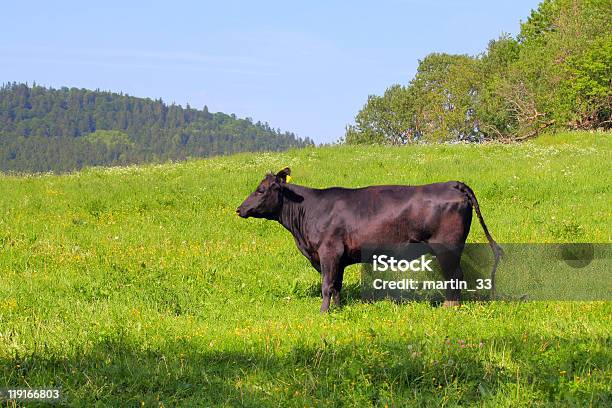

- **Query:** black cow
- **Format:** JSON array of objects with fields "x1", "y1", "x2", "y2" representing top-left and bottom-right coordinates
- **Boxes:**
[{"x1": 237, "y1": 168, "x2": 502, "y2": 312}]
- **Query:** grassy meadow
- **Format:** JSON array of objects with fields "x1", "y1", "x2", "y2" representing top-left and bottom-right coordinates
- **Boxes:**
[{"x1": 0, "y1": 131, "x2": 610, "y2": 406}]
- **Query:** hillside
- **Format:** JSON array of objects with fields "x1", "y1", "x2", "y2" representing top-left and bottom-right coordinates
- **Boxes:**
[
  {"x1": 0, "y1": 131, "x2": 610, "y2": 405},
  {"x1": 0, "y1": 83, "x2": 313, "y2": 172}
]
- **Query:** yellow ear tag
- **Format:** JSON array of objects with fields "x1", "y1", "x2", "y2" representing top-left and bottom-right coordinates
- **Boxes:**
[{"x1": 285, "y1": 175, "x2": 292, "y2": 183}]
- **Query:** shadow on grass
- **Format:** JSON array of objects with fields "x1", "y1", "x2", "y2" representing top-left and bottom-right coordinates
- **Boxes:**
[
  {"x1": 1, "y1": 334, "x2": 609, "y2": 406},
  {"x1": 298, "y1": 246, "x2": 498, "y2": 308},
  {"x1": 300, "y1": 280, "x2": 362, "y2": 303},
  {"x1": 301, "y1": 280, "x2": 453, "y2": 308}
]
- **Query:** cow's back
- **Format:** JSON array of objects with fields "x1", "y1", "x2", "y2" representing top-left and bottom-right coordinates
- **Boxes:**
[{"x1": 314, "y1": 182, "x2": 470, "y2": 252}]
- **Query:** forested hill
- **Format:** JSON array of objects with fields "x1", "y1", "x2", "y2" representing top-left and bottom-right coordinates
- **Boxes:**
[{"x1": 0, "y1": 83, "x2": 313, "y2": 173}]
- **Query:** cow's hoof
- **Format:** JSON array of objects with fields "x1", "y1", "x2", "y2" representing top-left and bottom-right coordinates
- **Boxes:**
[{"x1": 443, "y1": 300, "x2": 461, "y2": 308}]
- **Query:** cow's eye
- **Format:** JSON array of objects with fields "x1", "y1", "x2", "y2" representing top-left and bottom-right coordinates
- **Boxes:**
[{"x1": 256, "y1": 189, "x2": 264, "y2": 194}]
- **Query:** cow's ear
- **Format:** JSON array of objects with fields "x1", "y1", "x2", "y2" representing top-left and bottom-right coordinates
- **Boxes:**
[{"x1": 275, "y1": 167, "x2": 291, "y2": 183}]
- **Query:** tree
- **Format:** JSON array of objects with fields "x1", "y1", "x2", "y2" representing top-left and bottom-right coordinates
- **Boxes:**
[
  {"x1": 345, "y1": 85, "x2": 416, "y2": 144},
  {"x1": 345, "y1": 0, "x2": 612, "y2": 144}
]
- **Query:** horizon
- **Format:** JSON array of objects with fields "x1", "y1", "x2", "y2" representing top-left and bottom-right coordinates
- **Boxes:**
[{"x1": 1, "y1": 1, "x2": 540, "y2": 143}]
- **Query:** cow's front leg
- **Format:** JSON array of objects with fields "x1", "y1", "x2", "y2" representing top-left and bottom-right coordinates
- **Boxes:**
[
  {"x1": 332, "y1": 267, "x2": 345, "y2": 307},
  {"x1": 319, "y1": 245, "x2": 342, "y2": 313},
  {"x1": 320, "y1": 269, "x2": 334, "y2": 313}
]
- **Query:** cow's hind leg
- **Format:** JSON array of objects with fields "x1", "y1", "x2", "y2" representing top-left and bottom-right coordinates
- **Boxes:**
[{"x1": 432, "y1": 245, "x2": 464, "y2": 307}]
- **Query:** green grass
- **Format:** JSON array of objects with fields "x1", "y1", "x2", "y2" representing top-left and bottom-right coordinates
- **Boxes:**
[{"x1": 0, "y1": 131, "x2": 610, "y2": 406}]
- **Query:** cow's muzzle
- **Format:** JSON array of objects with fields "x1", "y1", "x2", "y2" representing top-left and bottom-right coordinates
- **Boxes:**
[{"x1": 236, "y1": 207, "x2": 248, "y2": 218}]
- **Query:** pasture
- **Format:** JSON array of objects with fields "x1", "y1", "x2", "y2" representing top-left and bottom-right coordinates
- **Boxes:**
[{"x1": 0, "y1": 131, "x2": 610, "y2": 406}]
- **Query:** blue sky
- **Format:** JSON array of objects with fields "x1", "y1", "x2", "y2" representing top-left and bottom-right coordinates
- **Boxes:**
[{"x1": 1, "y1": 1, "x2": 540, "y2": 143}]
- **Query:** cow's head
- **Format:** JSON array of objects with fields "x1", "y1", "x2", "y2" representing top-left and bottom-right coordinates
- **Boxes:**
[{"x1": 236, "y1": 167, "x2": 292, "y2": 219}]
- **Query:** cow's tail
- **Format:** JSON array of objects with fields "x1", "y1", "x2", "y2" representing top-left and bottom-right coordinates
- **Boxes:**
[{"x1": 457, "y1": 182, "x2": 503, "y2": 299}]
